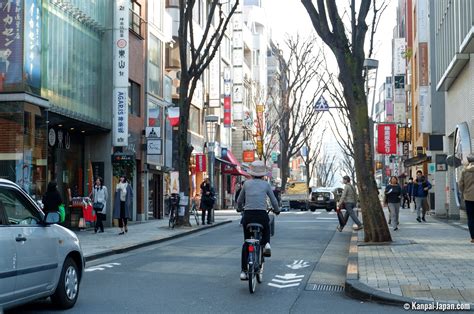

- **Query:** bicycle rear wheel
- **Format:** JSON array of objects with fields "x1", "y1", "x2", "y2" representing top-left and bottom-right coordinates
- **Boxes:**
[
  {"x1": 248, "y1": 264, "x2": 256, "y2": 293},
  {"x1": 169, "y1": 211, "x2": 175, "y2": 228},
  {"x1": 193, "y1": 207, "x2": 200, "y2": 225}
]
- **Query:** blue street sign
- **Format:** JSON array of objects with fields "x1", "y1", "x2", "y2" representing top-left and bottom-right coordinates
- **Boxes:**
[{"x1": 314, "y1": 96, "x2": 329, "y2": 111}]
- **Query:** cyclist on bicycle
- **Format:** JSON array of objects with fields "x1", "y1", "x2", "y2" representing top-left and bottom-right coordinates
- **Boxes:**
[{"x1": 237, "y1": 160, "x2": 280, "y2": 280}]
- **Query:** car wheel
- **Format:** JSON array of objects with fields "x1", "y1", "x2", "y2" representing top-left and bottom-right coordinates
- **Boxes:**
[
  {"x1": 325, "y1": 207, "x2": 332, "y2": 212},
  {"x1": 51, "y1": 257, "x2": 80, "y2": 309},
  {"x1": 310, "y1": 208, "x2": 316, "y2": 212}
]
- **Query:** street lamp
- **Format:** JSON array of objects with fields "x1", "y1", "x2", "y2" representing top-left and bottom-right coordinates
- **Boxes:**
[
  {"x1": 205, "y1": 115, "x2": 219, "y2": 223},
  {"x1": 364, "y1": 58, "x2": 379, "y2": 178}
]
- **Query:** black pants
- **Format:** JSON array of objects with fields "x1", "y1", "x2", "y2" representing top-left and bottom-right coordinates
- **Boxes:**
[
  {"x1": 401, "y1": 195, "x2": 411, "y2": 208},
  {"x1": 118, "y1": 201, "x2": 128, "y2": 228},
  {"x1": 201, "y1": 206, "x2": 211, "y2": 224},
  {"x1": 241, "y1": 210, "x2": 270, "y2": 271},
  {"x1": 95, "y1": 213, "x2": 105, "y2": 232},
  {"x1": 465, "y1": 200, "x2": 474, "y2": 240}
]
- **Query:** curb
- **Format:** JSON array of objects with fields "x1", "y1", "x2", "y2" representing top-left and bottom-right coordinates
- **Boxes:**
[
  {"x1": 84, "y1": 220, "x2": 232, "y2": 263},
  {"x1": 344, "y1": 229, "x2": 417, "y2": 306}
]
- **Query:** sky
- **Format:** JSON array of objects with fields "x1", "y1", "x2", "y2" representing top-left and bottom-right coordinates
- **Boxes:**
[{"x1": 262, "y1": 0, "x2": 397, "y2": 100}]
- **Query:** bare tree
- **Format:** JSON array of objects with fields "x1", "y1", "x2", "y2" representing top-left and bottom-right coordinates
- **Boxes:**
[
  {"x1": 272, "y1": 35, "x2": 325, "y2": 192},
  {"x1": 301, "y1": 0, "x2": 391, "y2": 242},
  {"x1": 176, "y1": 0, "x2": 238, "y2": 225},
  {"x1": 302, "y1": 127, "x2": 326, "y2": 189},
  {"x1": 315, "y1": 152, "x2": 339, "y2": 187}
]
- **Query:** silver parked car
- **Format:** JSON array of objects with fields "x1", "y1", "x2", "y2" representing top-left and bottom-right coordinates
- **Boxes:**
[{"x1": 0, "y1": 179, "x2": 84, "y2": 311}]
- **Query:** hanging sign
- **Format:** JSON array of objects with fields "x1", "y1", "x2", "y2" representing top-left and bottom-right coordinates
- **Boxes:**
[
  {"x1": 167, "y1": 107, "x2": 180, "y2": 127},
  {"x1": 112, "y1": 0, "x2": 129, "y2": 146},
  {"x1": 195, "y1": 154, "x2": 207, "y2": 172},
  {"x1": 223, "y1": 96, "x2": 231, "y2": 127},
  {"x1": 377, "y1": 124, "x2": 397, "y2": 155}
]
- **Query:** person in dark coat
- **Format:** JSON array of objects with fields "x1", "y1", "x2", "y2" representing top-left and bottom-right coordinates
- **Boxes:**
[
  {"x1": 113, "y1": 175, "x2": 133, "y2": 235},
  {"x1": 42, "y1": 181, "x2": 62, "y2": 214},
  {"x1": 200, "y1": 178, "x2": 215, "y2": 225}
]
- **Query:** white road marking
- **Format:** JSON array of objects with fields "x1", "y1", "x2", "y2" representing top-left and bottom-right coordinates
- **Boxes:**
[
  {"x1": 287, "y1": 260, "x2": 310, "y2": 270},
  {"x1": 268, "y1": 282, "x2": 301, "y2": 288},
  {"x1": 268, "y1": 273, "x2": 305, "y2": 289},
  {"x1": 275, "y1": 274, "x2": 304, "y2": 280},
  {"x1": 315, "y1": 217, "x2": 338, "y2": 220},
  {"x1": 85, "y1": 262, "x2": 121, "y2": 272}
]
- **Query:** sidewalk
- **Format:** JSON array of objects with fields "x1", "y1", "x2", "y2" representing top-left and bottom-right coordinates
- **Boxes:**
[
  {"x1": 75, "y1": 212, "x2": 235, "y2": 262},
  {"x1": 346, "y1": 207, "x2": 474, "y2": 306}
]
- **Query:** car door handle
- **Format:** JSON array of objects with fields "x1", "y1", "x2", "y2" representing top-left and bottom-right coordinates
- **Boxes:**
[{"x1": 16, "y1": 236, "x2": 27, "y2": 242}]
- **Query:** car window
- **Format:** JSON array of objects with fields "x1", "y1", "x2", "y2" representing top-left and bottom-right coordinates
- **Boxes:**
[{"x1": 0, "y1": 187, "x2": 41, "y2": 225}]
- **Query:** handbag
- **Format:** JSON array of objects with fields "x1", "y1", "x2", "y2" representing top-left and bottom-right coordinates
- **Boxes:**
[
  {"x1": 339, "y1": 202, "x2": 346, "y2": 210},
  {"x1": 93, "y1": 202, "x2": 104, "y2": 211}
]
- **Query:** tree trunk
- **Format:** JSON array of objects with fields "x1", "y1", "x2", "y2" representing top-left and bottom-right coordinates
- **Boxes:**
[
  {"x1": 177, "y1": 79, "x2": 192, "y2": 226},
  {"x1": 348, "y1": 85, "x2": 391, "y2": 242},
  {"x1": 280, "y1": 152, "x2": 290, "y2": 193}
]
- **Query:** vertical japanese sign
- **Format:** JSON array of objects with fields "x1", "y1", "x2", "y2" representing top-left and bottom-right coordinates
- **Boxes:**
[
  {"x1": 223, "y1": 67, "x2": 231, "y2": 128},
  {"x1": 113, "y1": 0, "x2": 129, "y2": 146},
  {"x1": 23, "y1": 0, "x2": 41, "y2": 90},
  {"x1": 195, "y1": 154, "x2": 206, "y2": 172},
  {"x1": 377, "y1": 124, "x2": 397, "y2": 155},
  {"x1": 0, "y1": 0, "x2": 23, "y2": 88}
]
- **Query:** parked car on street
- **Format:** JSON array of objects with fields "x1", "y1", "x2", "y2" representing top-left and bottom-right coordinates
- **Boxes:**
[
  {"x1": 0, "y1": 179, "x2": 84, "y2": 311},
  {"x1": 308, "y1": 187, "x2": 343, "y2": 212}
]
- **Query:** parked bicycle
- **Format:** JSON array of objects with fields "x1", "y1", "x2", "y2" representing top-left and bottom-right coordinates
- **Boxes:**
[
  {"x1": 189, "y1": 196, "x2": 200, "y2": 226},
  {"x1": 168, "y1": 193, "x2": 179, "y2": 228}
]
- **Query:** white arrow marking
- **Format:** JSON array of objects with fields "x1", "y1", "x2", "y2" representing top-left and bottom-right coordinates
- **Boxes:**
[
  {"x1": 268, "y1": 282, "x2": 301, "y2": 289},
  {"x1": 85, "y1": 262, "x2": 121, "y2": 272},
  {"x1": 275, "y1": 273, "x2": 305, "y2": 280},
  {"x1": 271, "y1": 278, "x2": 303, "y2": 284},
  {"x1": 286, "y1": 260, "x2": 310, "y2": 270}
]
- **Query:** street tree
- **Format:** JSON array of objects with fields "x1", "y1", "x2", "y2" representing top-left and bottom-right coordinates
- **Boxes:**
[
  {"x1": 302, "y1": 127, "x2": 326, "y2": 189},
  {"x1": 176, "y1": 0, "x2": 238, "y2": 225},
  {"x1": 301, "y1": 0, "x2": 391, "y2": 242},
  {"x1": 315, "y1": 151, "x2": 339, "y2": 187},
  {"x1": 273, "y1": 35, "x2": 325, "y2": 192}
]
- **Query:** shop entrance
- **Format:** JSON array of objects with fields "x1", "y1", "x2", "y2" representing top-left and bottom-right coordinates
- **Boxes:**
[{"x1": 148, "y1": 173, "x2": 163, "y2": 219}]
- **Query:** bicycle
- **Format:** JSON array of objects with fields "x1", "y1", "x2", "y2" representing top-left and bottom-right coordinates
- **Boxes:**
[
  {"x1": 245, "y1": 222, "x2": 265, "y2": 293},
  {"x1": 189, "y1": 197, "x2": 200, "y2": 226},
  {"x1": 168, "y1": 193, "x2": 179, "y2": 228}
]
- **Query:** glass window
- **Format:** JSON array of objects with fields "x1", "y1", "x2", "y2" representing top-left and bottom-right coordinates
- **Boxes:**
[
  {"x1": 0, "y1": 187, "x2": 41, "y2": 225},
  {"x1": 130, "y1": 0, "x2": 142, "y2": 35},
  {"x1": 149, "y1": 0, "x2": 162, "y2": 29},
  {"x1": 189, "y1": 106, "x2": 201, "y2": 134},
  {"x1": 128, "y1": 80, "x2": 141, "y2": 116},
  {"x1": 149, "y1": 35, "x2": 163, "y2": 97}
]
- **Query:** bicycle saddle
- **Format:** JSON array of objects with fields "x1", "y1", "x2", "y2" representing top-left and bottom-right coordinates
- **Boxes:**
[{"x1": 246, "y1": 223, "x2": 263, "y2": 230}]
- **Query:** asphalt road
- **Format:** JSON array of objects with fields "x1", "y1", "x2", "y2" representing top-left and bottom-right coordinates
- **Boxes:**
[{"x1": 10, "y1": 210, "x2": 410, "y2": 313}]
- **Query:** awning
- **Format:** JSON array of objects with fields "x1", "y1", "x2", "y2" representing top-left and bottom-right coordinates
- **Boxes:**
[
  {"x1": 403, "y1": 154, "x2": 431, "y2": 167},
  {"x1": 216, "y1": 151, "x2": 250, "y2": 177}
]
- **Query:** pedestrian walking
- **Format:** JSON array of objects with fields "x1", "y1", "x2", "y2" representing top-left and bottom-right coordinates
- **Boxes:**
[
  {"x1": 401, "y1": 182, "x2": 410, "y2": 209},
  {"x1": 337, "y1": 176, "x2": 363, "y2": 231},
  {"x1": 200, "y1": 178, "x2": 215, "y2": 225},
  {"x1": 42, "y1": 181, "x2": 62, "y2": 214},
  {"x1": 91, "y1": 177, "x2": 108, "y2": 233},
  {"x1": 458, "y1": 154, "x2": 474, "y2": 243},
  {"x1": 385, "y1": 176, "x2": 402, "y2": 230},
  {"x1": 413, "y1": 171, "x2": 432, "y2": 222},
  {"x1": 405, "y1": 177, "x2": 415, "y2": 209},
  {"x1": 113, "y1": 175, "x2": 133, "y2": 235}
]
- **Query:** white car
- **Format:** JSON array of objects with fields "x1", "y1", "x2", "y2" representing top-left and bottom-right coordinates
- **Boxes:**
[{"x1": 0, "y1": 179, "x2": 84, "y2": 311}]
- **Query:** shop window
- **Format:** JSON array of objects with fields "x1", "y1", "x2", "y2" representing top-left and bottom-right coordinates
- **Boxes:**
[
  {"x1": 128, "y1": 80, "x2": 141, "y2": 116},
  {"x1": 130, "y1": 0, "x2": 142, "y2": 35}
]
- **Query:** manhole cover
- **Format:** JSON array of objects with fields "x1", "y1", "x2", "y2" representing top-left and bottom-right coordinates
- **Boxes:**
[{"x1": 306, "y1": 284, "x2": 344, "y2": 292}]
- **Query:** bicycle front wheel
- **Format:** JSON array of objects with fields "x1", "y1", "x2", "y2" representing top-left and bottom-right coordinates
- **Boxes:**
[{"x1": 169, "y1": 212, "x2": 175, "y2": 228}]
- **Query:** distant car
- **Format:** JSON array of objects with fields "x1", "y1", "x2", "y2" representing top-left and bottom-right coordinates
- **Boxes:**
[
  {"x1": 308, "y1": 187, "x2": 343, "y2": 212},
  {"x1": 0, "y1": 179, "x2": 84, "y2": 311}
]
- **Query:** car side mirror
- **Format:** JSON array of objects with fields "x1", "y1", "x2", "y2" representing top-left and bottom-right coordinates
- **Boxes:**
[{"x1": 45, "y1": 212, "x2": 60, "y2": 224}]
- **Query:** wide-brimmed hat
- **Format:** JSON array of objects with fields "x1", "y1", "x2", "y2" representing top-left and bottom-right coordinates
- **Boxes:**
[{"x1": 247, "y1": 160, "x2": 268, "y2": 177}]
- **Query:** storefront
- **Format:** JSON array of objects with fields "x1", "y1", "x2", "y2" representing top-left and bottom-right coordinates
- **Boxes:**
[{"x1": 0, "y1": 100, "x2": 48, "y2": 200}]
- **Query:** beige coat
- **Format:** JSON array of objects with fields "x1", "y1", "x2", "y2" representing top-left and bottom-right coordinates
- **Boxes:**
[
  {"x1": 459, "y1": 163, "x2": 474, "y2": 201},
  {"x1": 339, "y1": 183, "x2": 358, "y2": 204}
]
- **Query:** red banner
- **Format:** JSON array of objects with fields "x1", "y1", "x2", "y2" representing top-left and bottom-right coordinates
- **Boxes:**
[
  {"x1": 223, "y1": 96, "x2": 231, "y2": 128},
  {"x1": 195, "y1": 154, "x2": 206, "y2": 172},
  {"x1": 377, "y1": 124, "x2": 397, "y2": 154}
]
